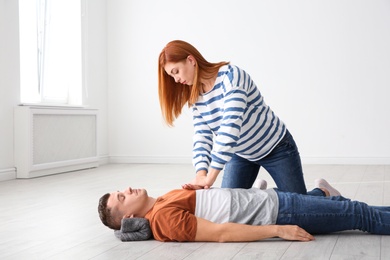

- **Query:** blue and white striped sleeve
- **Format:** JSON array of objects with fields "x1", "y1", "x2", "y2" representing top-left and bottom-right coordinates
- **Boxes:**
[
  {"x1": 192, "y1": 107, "x2": 213, "y2": 173},
  {"x1": 209, "y1": 66, "x2": 248, "y2": 170}
]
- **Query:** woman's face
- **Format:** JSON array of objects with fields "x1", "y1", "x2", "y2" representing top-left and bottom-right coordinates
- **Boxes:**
[{"x1": 164, "y1": 56, "x2": 196, "y2": 86}]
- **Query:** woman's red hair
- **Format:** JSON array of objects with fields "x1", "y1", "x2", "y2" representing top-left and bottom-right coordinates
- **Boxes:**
[{"x1": 158, "y1": 40, "x2": 229, "y2": 126}]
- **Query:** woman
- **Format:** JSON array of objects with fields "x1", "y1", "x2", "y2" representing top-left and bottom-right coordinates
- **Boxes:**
[{"x1": 158, "y1": 40, "x2": 313, "y2": 194}]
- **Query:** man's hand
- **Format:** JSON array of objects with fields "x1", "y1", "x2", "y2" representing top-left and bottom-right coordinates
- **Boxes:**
[{"x1": 276, "y1": 225, "x2": 315, "y2": 241}]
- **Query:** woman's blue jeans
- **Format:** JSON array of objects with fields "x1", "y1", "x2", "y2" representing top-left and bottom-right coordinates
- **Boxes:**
[
  {"x1": 276, "y1": 190, "x2": 390, "y2": 234},
  {"x1": 222, "y1": 129, "x2": 320, "y2": 195}
]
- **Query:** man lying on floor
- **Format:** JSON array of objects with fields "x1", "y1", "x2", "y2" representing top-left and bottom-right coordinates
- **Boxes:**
[{"x1": 97, "y1": 179, "x2": 390, "y2": 242}]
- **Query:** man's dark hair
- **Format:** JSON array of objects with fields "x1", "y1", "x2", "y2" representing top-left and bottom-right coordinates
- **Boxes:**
[{"x1": 98, "y1": 193, "x2": 120, "y2": 230}]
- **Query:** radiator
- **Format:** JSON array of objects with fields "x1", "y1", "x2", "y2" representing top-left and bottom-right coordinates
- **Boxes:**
[{"x1": 14, "y1": 106, "x2": 98, "y2": 178}]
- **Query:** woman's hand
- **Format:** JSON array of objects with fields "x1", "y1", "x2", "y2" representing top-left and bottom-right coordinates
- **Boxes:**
[
  {"x1": 277, "y1": 225, "x2": 315, "y2": 241},
  {"x1": 182, "y1": 174, "x2": 211, "y2": 190},
  {"x1": 181, "y1": 183, "x2": 206, "y2": 190},
  {"x1": 182, "y1": 169, "x2": 219, "y2": 190}
]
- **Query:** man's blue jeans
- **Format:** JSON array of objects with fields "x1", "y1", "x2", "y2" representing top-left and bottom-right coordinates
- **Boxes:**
[
  {"x1": 276, "y1": 190, "x2": 390, "y2": 234},
  {"x1": 222, "y1": 129, "x2": 320, "y2": 195}
]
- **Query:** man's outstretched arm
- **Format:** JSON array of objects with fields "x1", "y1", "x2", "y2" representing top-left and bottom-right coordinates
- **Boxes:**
[{"x1": 194, "y1": 217, "x2": 315, "y2": 242}]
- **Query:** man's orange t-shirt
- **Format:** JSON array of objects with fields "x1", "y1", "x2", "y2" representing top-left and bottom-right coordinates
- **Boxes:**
[{"x1": 145, "y1": 189, "x2": 197, "y2": 242}]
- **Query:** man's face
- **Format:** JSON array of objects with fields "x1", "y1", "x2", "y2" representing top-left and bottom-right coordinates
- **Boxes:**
[{"x1": 107, "y1": 187, "x2": 149, "y2": 220}]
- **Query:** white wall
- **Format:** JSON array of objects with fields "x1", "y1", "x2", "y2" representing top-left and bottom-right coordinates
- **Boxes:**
[
  {"x1": 0, "y1": 0, "x2": 109, "y2": 181},
  {"x1": 1, "y1": 0, "x2": 389, "y2": 182},
  {"x1": 83, "y1": 0, "x2": 109, "y2": 163},
  {"x1": 0, "y1": 0, "x2": 20, "y2": 180},
  {"x1": 107, "y1": 0, "x2": 390, "y2": 165}
]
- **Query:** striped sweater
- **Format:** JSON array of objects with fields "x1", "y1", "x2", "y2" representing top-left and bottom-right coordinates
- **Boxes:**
[{"x1": 192, "y1": 64, "x2": 286, "y2": 173}]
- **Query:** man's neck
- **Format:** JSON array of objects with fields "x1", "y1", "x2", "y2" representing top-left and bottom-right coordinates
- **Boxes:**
[{"x1": 139, "y1": 197, "x2": 157, "y2": 217}]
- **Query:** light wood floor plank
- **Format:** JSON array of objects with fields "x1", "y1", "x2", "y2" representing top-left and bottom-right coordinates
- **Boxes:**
[
  {"x1": 232, "y1": 240, "x2": 291, "y2": 260},
  {"x1": 91, "y1": 240, "x2": 163, "y2": 260},
  {"x1": 136, "y1": 242, "x2": 203, "y2": 260},
  {"x1": 381, "y1": 236, "x2": 390, "y2": 260},
  {"x1": 184, "y1": 243, "x2": 246, "y2": 259},
  {"x1": 331, "y1": 232, "x2": 382, "y2": 259},
  {"x1": 280, "y1": 235, "x2": 338, "y2": 260}
]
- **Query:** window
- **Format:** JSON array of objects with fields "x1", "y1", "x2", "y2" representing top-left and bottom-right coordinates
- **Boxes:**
[{"x1": 19, "y1": 0, "x2": 84, "y2": 106}]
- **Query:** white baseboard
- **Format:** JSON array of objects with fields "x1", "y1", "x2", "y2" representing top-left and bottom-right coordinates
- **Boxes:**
[
  {"x1": 301, "y1": 157, "x2": 390, "y2": 165},
  {"x1": 99, "y1": 155, "x2": 110, "y2": 165},
  {"x1": 2, "y1": 156, "x2": 388, "y2": 182},
  {"x1": 0, "y1": 168, "x2": 16, "y2": 181},
  {"x1": 109, "y1": 156, "x2": 390, "y2": 165},
  {"x1": 109, "y1": 156, "x2": 192, "y2": 164}
]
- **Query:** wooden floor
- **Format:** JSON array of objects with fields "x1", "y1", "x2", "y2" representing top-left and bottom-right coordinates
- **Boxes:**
[{"x1": 1, "y1": 163, "x2": 390, "y2": 259}]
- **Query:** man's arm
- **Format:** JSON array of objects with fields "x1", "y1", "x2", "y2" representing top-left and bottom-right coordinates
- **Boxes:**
[{"x1": 195, "y1": 217, "x2": 314, "y2": 242}]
